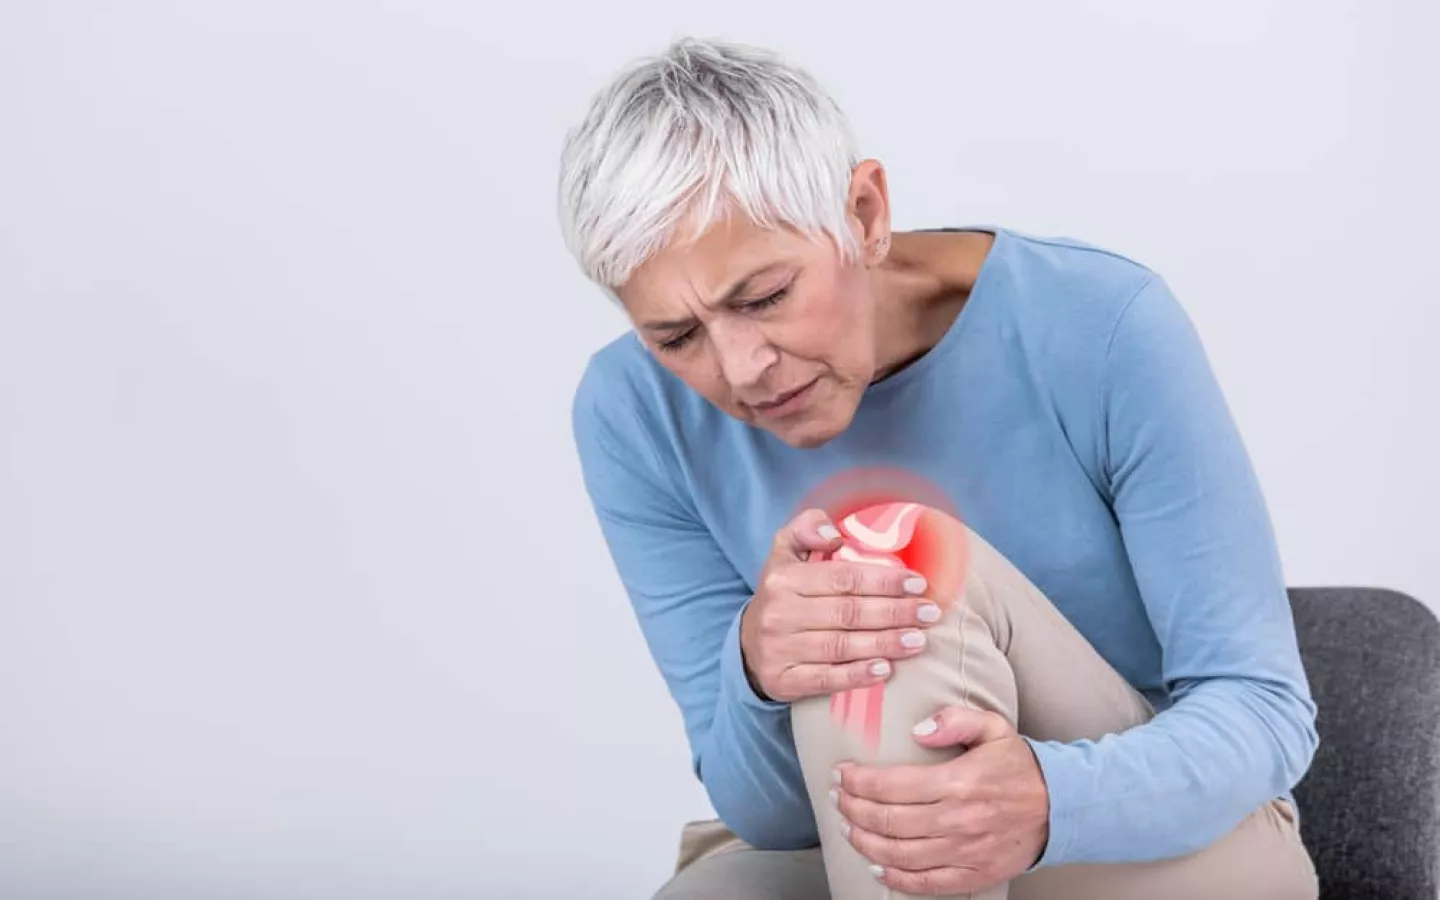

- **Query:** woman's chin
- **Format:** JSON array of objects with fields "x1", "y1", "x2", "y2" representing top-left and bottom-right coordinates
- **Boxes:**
[{"x1": 765, "y1": 405, "x2": 855, "y2": 449}]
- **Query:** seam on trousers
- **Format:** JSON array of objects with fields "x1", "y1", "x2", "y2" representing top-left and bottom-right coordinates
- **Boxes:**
[{"x1": 953, "y1": 582, "x2": 976, "y2": 900}]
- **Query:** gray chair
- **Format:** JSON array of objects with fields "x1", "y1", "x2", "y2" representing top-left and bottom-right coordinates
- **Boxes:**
[{"x1": 1289, "y1": 587, "x2": 1440, "y2": 899}]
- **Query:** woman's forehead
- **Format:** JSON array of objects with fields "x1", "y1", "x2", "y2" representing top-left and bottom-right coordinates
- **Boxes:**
[{"x1": 621, "y1": 220, "x2": 810, "y2": 311}]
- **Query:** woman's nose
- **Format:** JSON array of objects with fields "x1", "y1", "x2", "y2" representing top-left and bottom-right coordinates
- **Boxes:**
[{"x1": 712, "y1": 323, "x2": 779, "y2": 389}]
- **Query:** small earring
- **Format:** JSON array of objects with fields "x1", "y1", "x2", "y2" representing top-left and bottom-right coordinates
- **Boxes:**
[{"x1": 874, "y1": 235, "x2": 891, "y2": 259}]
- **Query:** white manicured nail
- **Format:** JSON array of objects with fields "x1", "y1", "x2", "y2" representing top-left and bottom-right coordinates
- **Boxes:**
[
  {"x1": 917, "y1": 603, "x2": 941, "y2": 623},
  {"x1": 840, "y1": 821, "x2": 852, "y2": 839},
  {"x1": 913, "y1": 718, "x2": 939, "y2": 736},
  {"x1": 831, "y1": 768, "x2": 842, "y2": 785},
  {"x1": 819, "y1": 524, "x2": 841, "y2": 541},
  {"x1": 901, "y1": 631, "x2": 926, "y2": 649},
  {"x1": 828, "y1": 788, "x2": 839, "y2": 807},
  {"x1": 904, "y1": 576, "x2": 928, "y2": 595},
  {"x1": 869, "y1": 864, "x2": 885, "y2": 879},
  {"x1": 869, "y1": 660, "x2": 891, "y2": 677}
]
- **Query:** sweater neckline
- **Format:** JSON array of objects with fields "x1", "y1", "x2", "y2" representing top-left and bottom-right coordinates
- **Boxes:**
[{"x1": 861, "y1": 225, "x2": 1006, "y2": 400}]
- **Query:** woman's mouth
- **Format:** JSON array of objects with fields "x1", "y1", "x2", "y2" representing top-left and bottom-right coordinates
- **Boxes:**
[{"x1": 750, "y1": 378, "x2": 819, "y2": 419}]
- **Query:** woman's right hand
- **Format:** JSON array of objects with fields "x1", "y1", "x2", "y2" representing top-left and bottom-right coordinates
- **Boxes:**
[{"x1": 739, "y1": 508, "x2": 942, "y2": 703}]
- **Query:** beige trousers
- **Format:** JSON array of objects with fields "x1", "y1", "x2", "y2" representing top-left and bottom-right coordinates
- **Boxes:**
[{"x1": 656, "y1": 526, "x2": 1317, "y2": 900}]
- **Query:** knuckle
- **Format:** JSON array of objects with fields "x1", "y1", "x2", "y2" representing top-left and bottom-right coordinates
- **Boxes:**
[
  {"x1": 761, "y1": 569, "x2": 787, "y2": 597},
  {"x1": 762, "y1": 599, "x2": 793, "y2": 632},
  {"x1": 756, "y1": 611, "x2": 781, "y2": 638},
  {"x1": 916, "y1": 870, "x2": 943, "y2": 894},
  {"x1": 907, "y1": 595, "x2": 931, "y2": 623},
  {"x1": 936, "y1": 801, "x2": 965, "y2": 835},
  {"x1": 886, "y1": 598, "x2": 910, "y2": 627},
  {"x1": 848, "y1": 662, "x2": 874, "y2": 689},
  {"x1": 830, "y1": 565, "x2": 860, "y2": 595},
  {"x1": 946, "y1": 769, "x2": 976, "y2": 802},
  {"x1": 877, "y1": 805, "x2": 899, "y2": 839},
  {"x1": 890, "y1": 841, "x2": 918, "y2": 872},
  {"x1": 821, "y1": 631, "x2": 849, "y2": 662},
  {"x1": 954, "y1": 806, "x2": 984, "y2": 837},
  {"x1": 879, "y1": 629, "x2": 906, "y2": 656},
  {"x1": 978, "y1": 800, "x2": 1002, "y2": 833},
  {"x1": 873, "y1": 572, "x2": 902, "y2": 602},
  {"x1": 837, "y1": 597, "x2": 862, "y2": 629},
  {"x1": 812, "y1": 666, "x2": 837, "y2": 694}
]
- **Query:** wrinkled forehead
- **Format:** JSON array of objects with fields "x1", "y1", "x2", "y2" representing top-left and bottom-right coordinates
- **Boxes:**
[{"x1": 617, "y1": 216, "x2": 814, "y2": 317}]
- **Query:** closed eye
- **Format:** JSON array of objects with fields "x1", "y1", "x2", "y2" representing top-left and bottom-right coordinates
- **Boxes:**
[
  {"x1": 655, "y1": 287, "x2": 790, "y2": 354},
  {"x1": 743, "y1": 287, "x2": 788, "y2": 312},
  {"x1": 657, "y1": 330, "x2": 694, "y2": 353}
]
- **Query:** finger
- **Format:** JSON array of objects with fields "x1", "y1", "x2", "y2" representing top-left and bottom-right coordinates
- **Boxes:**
[
  {"x1": 790, "y1": 561, "x2": 930, "y2": 601},
  {"x1": 834, "y1": 789, "x2": 943, "y2": 839},
  {"x1": 780, "y1": 658, "x2": 893, "y2": 697},
  {"x1": 791, "y1": 626, "x2": 929, "y2": 664},
  {"x1": 844, "y1": 824, "x2": 955, "y2": 872},
  {"x1": 911, "y1": 707, "x2": 1015, "y2": 748},
  {"x1": 873, "y1": 864, "x2": 985, "y2": 896},
  {"x1": 835, "y1": 761, "x2": 949, "y2": 805},
  {"x1": 774, "y1": 508, "x2": 844, "y2": 561},
  {"x1": 787, "y1": 595, "x2": 943, "y2": 633}
]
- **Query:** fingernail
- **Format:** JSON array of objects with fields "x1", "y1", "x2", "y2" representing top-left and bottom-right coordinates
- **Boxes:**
[
  {"x1": 869, "y1": 864, "x2": 885, "y2": 879},
  {"x1": 912, "y1": 717, "x2": 939, "y2": 736},
  {"x1": 828, "y1": 788, "x2": 839, "y2": 807},
  {"x1": 901, "y1": 631, "x2": 926, "y2": 649},
  {"x1": 869, "y1": 660, "x2": 891, "y2": 677},
  {"x1": 917, "y1": 603, "x2": 941, "y2": 623},
  {"x1": 819, "y1": 524, "x2": 841, "y2": 541},
  {"x1": 839, "y1": 821, "x2": 852, "y2": 839},
  {"x1": 831, "y1": 768, "x2": 842, "y2": 785},
  {"x1": 904, "y1": 576, "x2": 928, "y2": 595}
]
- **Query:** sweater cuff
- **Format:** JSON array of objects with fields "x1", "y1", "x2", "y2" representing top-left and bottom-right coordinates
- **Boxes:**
[
  {"x1": 1022, "y1": 738, "x2": 1082, "y2": 869},
  {"x1": 720, "y1": 601, "x2": 790, "y2": 713}
]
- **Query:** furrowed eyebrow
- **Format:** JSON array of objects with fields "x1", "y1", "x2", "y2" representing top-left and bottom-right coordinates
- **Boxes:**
[{"x1": 639, "y1": 262, "x2": 788, "y2": 333}]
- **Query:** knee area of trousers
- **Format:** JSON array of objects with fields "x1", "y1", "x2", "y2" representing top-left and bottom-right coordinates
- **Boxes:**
[
  {"x1": 828, "y1": 502, "x2": 974, "y2": 605},
  {"x1": 951, "y1": 533, "x2": 1036, "y2": 645}
]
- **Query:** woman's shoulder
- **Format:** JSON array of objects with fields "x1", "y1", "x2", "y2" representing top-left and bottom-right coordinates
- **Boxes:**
[
  {"x1": 989, "y1": 226, "x2": 1162, "y2": 321},
  {"x1": 572, "y1": 332, "x2": 649, "y2": 433},
  {"x1": 975, "y1": 226, "x2": 1180, "y2": 368}
]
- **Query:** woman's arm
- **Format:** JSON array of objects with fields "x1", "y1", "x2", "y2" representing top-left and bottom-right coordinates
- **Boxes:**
[
  {"x1": 570, "y1": 365, "x2": 819, "y2": 850},
  {"x1": 1026, "y1": 275, "x2": 1319, "y2": 867}
]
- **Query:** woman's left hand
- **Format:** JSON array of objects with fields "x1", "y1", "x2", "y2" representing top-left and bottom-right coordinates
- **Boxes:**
[{"x1": 832, "y1": 707, "x2": 1050, "y2": 895}]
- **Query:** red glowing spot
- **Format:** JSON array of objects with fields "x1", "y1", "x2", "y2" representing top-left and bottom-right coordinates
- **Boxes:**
[{"x1": 800, "y1": 468, "x2": 972, "y2": 754}]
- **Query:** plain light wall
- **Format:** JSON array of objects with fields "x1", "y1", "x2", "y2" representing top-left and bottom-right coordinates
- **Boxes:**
[{"x1": 1, "y1": 2, "x2": 1435, "y2": 898}]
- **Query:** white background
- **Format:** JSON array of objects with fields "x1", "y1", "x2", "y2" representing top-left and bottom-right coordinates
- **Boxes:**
[{"x1": 2, "y1": 2, "x2": 1435, "y2": 898}]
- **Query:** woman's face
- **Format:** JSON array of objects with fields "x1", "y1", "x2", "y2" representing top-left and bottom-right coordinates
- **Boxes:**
[{"x1": 616, "y1": 214, "x2": 881, "y2": 449}]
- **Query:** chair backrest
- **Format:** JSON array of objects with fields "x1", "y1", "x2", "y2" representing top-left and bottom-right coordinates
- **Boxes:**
[{"x1": 1289, "y1": 587, "x2": 1440, "y2": 900}]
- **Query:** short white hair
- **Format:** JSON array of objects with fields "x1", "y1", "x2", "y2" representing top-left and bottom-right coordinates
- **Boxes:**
[{"x1": 557, "y1": 37, "x2": 862, "y2": 291}]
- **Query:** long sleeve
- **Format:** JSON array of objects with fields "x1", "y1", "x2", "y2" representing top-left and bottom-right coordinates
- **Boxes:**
[
  {"x1": 1025, "y1": 275, "x2": 1320, "y2": 866},
  {"x1": 571, "y1": 368, "x2": 820, "y2": 850}
]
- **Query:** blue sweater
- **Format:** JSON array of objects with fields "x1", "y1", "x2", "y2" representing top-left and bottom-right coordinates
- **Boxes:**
[{"x1": 570, "y1": 226, "x2": 1318, "y2": 867}]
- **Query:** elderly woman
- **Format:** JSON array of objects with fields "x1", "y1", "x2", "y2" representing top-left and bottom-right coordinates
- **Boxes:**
[{"x1": 557, "y1": 37, "x2": 1319, "y2": 900}]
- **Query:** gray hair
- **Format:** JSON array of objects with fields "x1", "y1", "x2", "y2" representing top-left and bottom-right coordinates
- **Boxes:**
[{"x1": 556, "y1": 37, "x2": 862, "y2": 291}]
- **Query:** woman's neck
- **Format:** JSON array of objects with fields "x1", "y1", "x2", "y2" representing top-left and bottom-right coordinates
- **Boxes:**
[{"x1": 868, "y1": 229, "x2": 994, "y2": 383}]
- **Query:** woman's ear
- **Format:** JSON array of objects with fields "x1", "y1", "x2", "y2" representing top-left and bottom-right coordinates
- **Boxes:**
[{"x1": 846, "y1": 159, "x2": 892, "y2": 265}]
